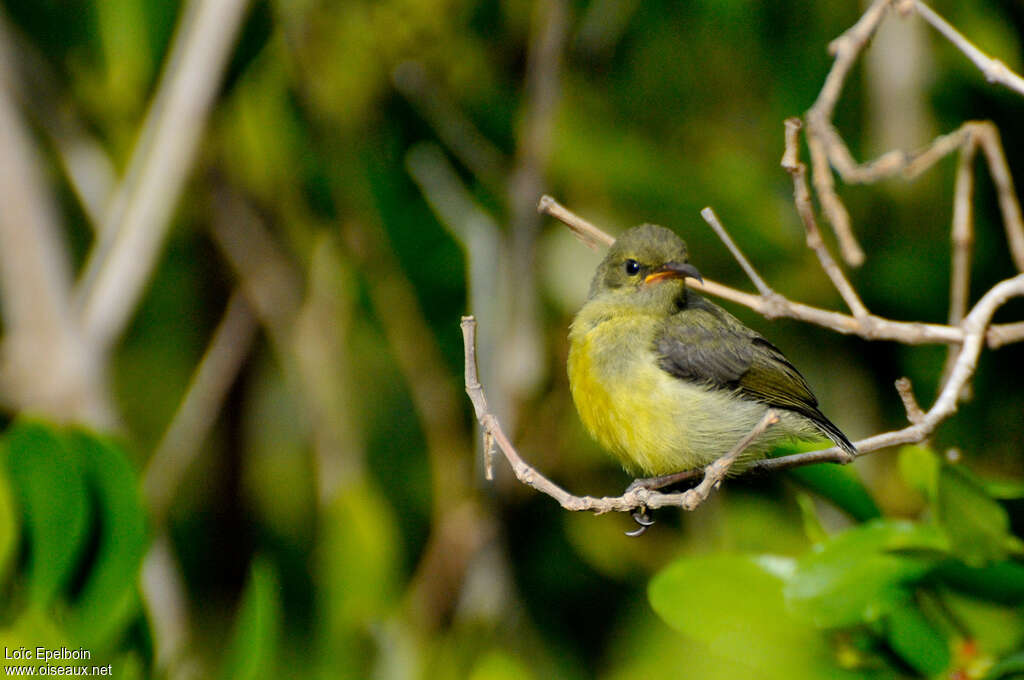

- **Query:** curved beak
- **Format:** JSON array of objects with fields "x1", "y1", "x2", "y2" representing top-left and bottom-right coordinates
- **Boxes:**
[{"x1": 643, "y1": 261, "x2": 703, "y2": 286}]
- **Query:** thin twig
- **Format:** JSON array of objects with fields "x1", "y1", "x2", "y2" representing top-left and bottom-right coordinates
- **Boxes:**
[
  {"x1": 538, "y1": 197, "x2": 1020, "y2": 348},
  {"x1": 537, "y1": 195, "x2": 614, "y2": 249},
  {"x1": 975, "y1": 123, "x2": 1024, "y2": 272},
  {"x1": 913, "y1": 0, "x2": 1024, "y2": 98},
  {"x1": 76, "y1": 0, "x2": 251, "y2": 353},
  {"x1": 699, "y1": 207, "x2": 774, "y2": 298},
  {"x1": 407, "y1": 142, "x2": 508, "y2": 425},
  {"x1": 143, "y1": 291, "x2": 257, "y2": 524},
  {"x1": 462, "y1": 316, "x2": 780, "y2": 515},
  {"x1": 141, "y1": 535, "x2": 198, "y2": 680},
  {"x1": 803, "y1": 0, "x2": 1024, "y2": 273},
  {"x1": 0, "y1": 27, "x2": 109, "y2": 424},
  {"x1": 895, "y1": 377, "x2": 926, "y2": 425},
  {"x1": 750, "y1": 272, "x2": 1024, "y2": 473},
  {"x1": 0, "y1": 14, "x2": 116, "y2": 229},
  {"x1": 949, "y1": 136, "x2": 977, "y2": 327},
  {"x1": 532, "y1": 199, "x2": 1024, "y2": 479},
  {"x1": 504, "y1": 0, "x2": 569, "y2": 404},
  {"x1": 803, "y1": 0, "x2": 893, "y2": 265},
  {"x1": 782, "y1": 118, "x2": 870, "y2": 319}
]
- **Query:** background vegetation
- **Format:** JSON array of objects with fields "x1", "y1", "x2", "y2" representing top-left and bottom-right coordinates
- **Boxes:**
[{"x1": 0, "y1": 0, "x2": 1023, "y2": 678}]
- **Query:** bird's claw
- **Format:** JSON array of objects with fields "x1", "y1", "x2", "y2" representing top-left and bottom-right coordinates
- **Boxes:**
[{"x1": 625, "y1": 507, "x2": 655, "y2": 537}]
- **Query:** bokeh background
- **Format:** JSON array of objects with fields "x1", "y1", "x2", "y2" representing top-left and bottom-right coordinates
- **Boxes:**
[{"x1": 0, "y1": 0, "x2": 1023, "y2": 678}]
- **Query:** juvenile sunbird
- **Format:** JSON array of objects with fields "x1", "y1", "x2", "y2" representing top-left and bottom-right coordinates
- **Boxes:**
[{"x1": 568, "y1": 224, "x2": 855, "y2": 482}]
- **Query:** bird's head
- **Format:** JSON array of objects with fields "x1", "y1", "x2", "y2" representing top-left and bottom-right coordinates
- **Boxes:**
[{"x1": 588, "y1": 224, "x2": 703, "y2": 310}]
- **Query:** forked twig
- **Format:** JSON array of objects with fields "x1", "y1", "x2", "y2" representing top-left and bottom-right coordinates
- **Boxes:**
[
  {"x1": 537, "y1": 195, "x2": 1023, "y2": 347},
  {"x1": 805, "y1": 1, "x2": 1024, "y2": 271},
  {"x1": 462, "y1": 316, "x2": 778, "y2": 516},
  {"x1": 467, "y1": 0, "x2": 1024, "y2": 526},
  {"x1": 532, "y1": 197, "x2": 1024, "y2": 477}
]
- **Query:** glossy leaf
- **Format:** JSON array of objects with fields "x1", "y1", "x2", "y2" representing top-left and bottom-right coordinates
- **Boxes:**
[
  {"x1": 649, "y1": 553, "x2": 858, "y2": 680},
  {"x1": 985, "y1": 650, "x2": 1024, "y2": 680},
  {"x1": 219, "y1": 557, "x2": 281, "y2": 680},
  {"x1": 787, "y1": 462, "x2": 881, "y2": 522},
  {"x1": 65, "y1": 429, "x2": 148, "y2": 648},
  {"x1": 2, "y1": 421, "x2": 91, "y2": 606},
  {"x1": 941, "y1": 589, "x2": 1024, "y2": 659},
  {"x1": 785, "y1": 520, "x2": 948, "y2": 628},
  {"x1": 931, "y1": 560, "x2": 1024, "y2": 603},
  {"x1": 795, "y1": 493, "x2": 828, "y2": 545},
  {"x1": 881, "y1": 601, "x2": 950, "y2": 677},
  {"x1": 0, "y1": 463, "x2": 17, "y2": 585},
  {"x1": 316, "y1": 480, "x2": 401, "y2": 677},
  {"x1": 937, "y1": 464, "x2": 1020, "y2": 566},
  {"x1": 467, "y1": 650, "x2": 536, "y2": 680},
  {"x1": 898, "y1": 445, "x2": 940, "y2": 503}
]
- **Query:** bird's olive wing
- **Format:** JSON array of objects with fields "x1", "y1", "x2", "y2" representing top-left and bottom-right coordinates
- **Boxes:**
[{"x1": 654, "y1": 297, "x2": 821, "y2": 417}]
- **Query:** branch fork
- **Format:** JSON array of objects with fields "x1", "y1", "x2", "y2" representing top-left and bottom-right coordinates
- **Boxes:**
[{"x1": 458, "y1": 0, "x2": 1024, "y2": 529}]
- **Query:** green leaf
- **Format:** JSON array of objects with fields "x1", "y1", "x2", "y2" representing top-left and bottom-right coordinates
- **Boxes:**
[
  {"x1": 316, "y1": 481, "x2": 401, "y2": 676},
  {"x1": 937, "y1": 464, "x2": 1018, "y2": 566},
  {"x1": 940, "y1": 589, "x2": 1024, "y2": 659},
  {"x1": 0, "y1": 462, "x2": 18, "y2": 585},
  {"x1": 649, "y1": 554, "x2": 858, "y2": 680},
  {"x1": 785, "y1": 519, "x2": 948, "y2": 628},
  {"x1": 898, "y1": 445, "x2": 940, "y2": 503},
  {"x1": 882, "y1": 602, "x2": 951, "y2": 677},
  {"x1": 795, "y1": 493, "x2": 828, "y2": 545},
  {"x1": 982, "y1": 479, "x2": 1024, "y2": 501},
  {"x1": 787, "y1": 463, "x2": 881, "y2": 522},
  {"x1": 2, "y1": 420, "x2": 92, "y2": 606},
  {"x1": 64, "y1": 429, "x2": 148, "y2": 648},
  {"x1": 985, "y1": 650, "x2": 1024, "y2": 680},
  {"x1": 931, "y1": 560, "x2": 1024, "y2": 604},
  {"x1": 468, "y1": 650, "x2": 536, "y2": 680},
  {"x1": 219, "y1": 557, "x2": 281, "y2": 680}
]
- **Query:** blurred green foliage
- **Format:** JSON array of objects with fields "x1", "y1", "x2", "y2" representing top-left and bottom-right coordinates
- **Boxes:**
[{"x1": 0, "y1": 0, "x2": 1022, "y2": 678}]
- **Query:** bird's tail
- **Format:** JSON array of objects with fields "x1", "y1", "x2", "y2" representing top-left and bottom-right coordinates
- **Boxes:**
[{"x1": 813, "y1": 413, "x2": 857, "y2": 456}]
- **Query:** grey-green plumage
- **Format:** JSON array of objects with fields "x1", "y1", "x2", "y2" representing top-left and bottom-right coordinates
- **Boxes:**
[
  {"x1": 654, "y1": 292, "x2": 855, "y2": 455},
  {"x1": 568, "y1": 223, "x2": 855, "y2": 477}
]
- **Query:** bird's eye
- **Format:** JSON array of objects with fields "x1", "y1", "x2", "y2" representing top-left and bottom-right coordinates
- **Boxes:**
[{"x1": 624, "y1": 259, "x2": 640, "y2": 276}]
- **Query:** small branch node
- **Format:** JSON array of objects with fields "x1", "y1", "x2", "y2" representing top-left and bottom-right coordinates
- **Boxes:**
[{"x1": 895, "y1": 377, "x2": 926, "y2": 425}]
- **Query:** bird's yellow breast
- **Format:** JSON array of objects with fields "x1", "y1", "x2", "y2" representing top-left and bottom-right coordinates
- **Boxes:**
[{"x1": 568, "y1": 310, "x2": 776, "y2": 476}]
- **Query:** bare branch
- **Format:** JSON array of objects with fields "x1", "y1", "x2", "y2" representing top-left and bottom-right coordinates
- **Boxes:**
[
  {"x1": 781, "y1": 119, "x2": 870, "y2": 319},
  {"x1": 537, "y1": 195, "x2": 614, "y2": 248},
  {"x1": 751, "y1": 272, "x2": 1024, "y2": 473},
  {"x1": 974, "y1": 123, "x2": 1024, "y2": 272},
  {"x1": 699, "y1": 207, "x2": 774, "y2": 298},
  {"x1": 141, "y1": 535, "x2": 197, "y2": 680},
  {"x1": 0, "y1": 26, "x2": 110, "y2": 424},
  {"x1": 537, "y1": 196, "x2": 1021, "y2": 348},
  {"x1": 143, "y1": 291, "x2": 257, "y2": 523},
  {"x1": 462, "y1": 316, "x2": 780, "y2": 515},
  {"x1": 475, "y1": 0, "x2": 1024, "y2": 527},
  {"x1": 913, "y1": 0, "x2": 1024, "y2": 98},
  {"x1": 531, "y1": 197, "x2": 1024, "y2": 483},
  {"x1": 504, "y1": 0, "x2": 570, "y2": 403},
  {"x1": 803, "y1": 0, "x2": 1024, "y2": 271},
  {"x1": 987, "y1": 321, "x2": 1024, "y2": 349},
  {"x1": 894, "y1": 377, "x2": 926, "y2": 425},
  {"x1": 76, "y1": 0, "x2": 251, "y2": 353},
  {"x1": 407, "y1": 142, "x2": 508, "y2": 424}
]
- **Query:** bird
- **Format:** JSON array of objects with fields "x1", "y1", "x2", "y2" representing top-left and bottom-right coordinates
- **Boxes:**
[{"x1": 567, "y1": 223, "x2": 856, "y2": 497}]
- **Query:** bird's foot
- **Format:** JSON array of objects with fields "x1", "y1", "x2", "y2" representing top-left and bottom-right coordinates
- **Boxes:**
[
  {"x1": 625, "y1": 468, "x2": 702, "y2": 494},
  {"x1": 625, "y1": 507, "x2": 656, "y2": 537}
]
